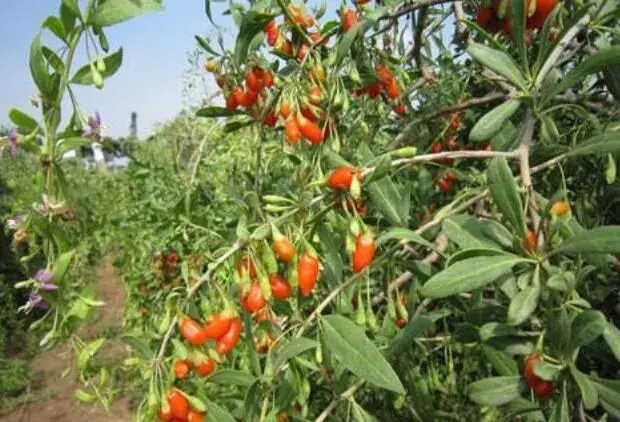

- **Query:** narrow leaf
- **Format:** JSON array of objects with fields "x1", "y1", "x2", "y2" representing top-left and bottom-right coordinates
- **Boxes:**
[
  {"x1": 603, "y1": 322, "x2": 620, "y2": 362},
  {"x1": 567, "y1": 132, "x2": 620, "y2": 157},
  {"x1": 553, "y1": 226, "x2": 620, "y2": 255},
  {"x1": 507, "y1": 283, "x2": 540, "y2": 326},
  {"x1": 543, "y1": 46, "x2": 620, "y2": 102},
  {"x1": 570, "y1": 365, "x2": 598, "y2": 410},
  {"x1": 273, "y1": 338, "x2": 317, "y2": 371},
  {"x1": 421, "y1": 255, "x2": 528, "y2": 299},
  {"x1": 467, "y1": 376, "x2": 522, "y2": 406},
  {"x1": 71, "y1": 48, "x2": 123, "y2": 85},
  {"x1": 30, "y1": 33, "x2": 50, "y2": 94},
  {"x1": 488, "y1": 157, "x2": 526, "y2": 237},
  {"x1": 196, "y1": 107, "x2": 245, "y2": 118},
  {"x1": 207, "y1": 370, "x2": 256, "y2": 387},
  {"x1": 9, "y1": 108, "x2": 38, "y2": 132},
  {"x1": 93, "y1": 0, "x2": 163, "y2": 27},
  {"x1": 470, "y1": 100, "x2": 521, "y2": 142},
  {"x1": 377, "y1": 228, "x2": 437, "y2": 252},
  {"x1": 322, "y1": 315, "x2": 405, "y2": 394},
  {"x1": 468, "y1": 43, "x2": 527, "y2": 90},
  {"x1": 481, "y1": 345, "x2": 519, "y2": 376},
  {"x1": 570, "y1": 310, "x2": 606, "y2": 351},
  {"x1": 234, "y1": 12, "x2": 274, "y2": 67}
]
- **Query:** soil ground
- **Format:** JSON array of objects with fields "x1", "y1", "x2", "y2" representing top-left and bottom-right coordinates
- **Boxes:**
[{"x1": 0, "y1": 262, "x2": 133, "y2": 422}]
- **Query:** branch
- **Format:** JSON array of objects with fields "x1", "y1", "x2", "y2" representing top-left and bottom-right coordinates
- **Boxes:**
[
  {"x1": 155, "y1": 240, "x2": 246, "y2": 363},
  {"x1": 388, "y1": 91, "x2": 508, "y2": 148},
  {"x1": 517, "y1": 109, "x2": 535, "y2": 190},
  {"x1": 379, "y1": 0, "x2": 457, "y2": 21},
  {"x1": 453, "y1": 1, "x2": 469, "y2": 43},
  {"x1": 534, "y1": 14, "x2": 591, "y2": 88},
  {"x1": 412, "y1": 7, "x2": 434, "y2": 81},
  {"x1": 315, "y1": 380, "x2": 365, "y2": 422}
]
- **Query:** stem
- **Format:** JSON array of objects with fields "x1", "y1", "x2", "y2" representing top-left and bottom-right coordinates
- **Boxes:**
[
  {"x1": 518, "y1": 108, "x2": 535, "y2": 191},
  {"x1": 315, "y1": 380, "x2": 365, "y2": 422},
  {"x1": 534, "y1": 14, "x2": 591, "y2": 88},
  {"x1": 387, "y1": 92, "x2": 508, "y2": 149},
  {"x1": 275, "y1": 0, "x2": 313, "y2": 46}
]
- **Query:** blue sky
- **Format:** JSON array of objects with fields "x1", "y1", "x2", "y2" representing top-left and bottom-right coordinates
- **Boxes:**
[{"x1": 0, "y1": 1, "x2": 237, "y2": 138}]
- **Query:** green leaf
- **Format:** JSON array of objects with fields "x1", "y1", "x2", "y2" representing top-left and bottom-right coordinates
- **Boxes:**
[
  {"x1": 204, "y1": 399, "x2": 236, "y2": 422},
  {"x1": 42, "y1": 46, "x2": 65, "y2": 74},
  {"x1": 181, "y1": 392, "x2": 206, "y2": 412},
  {"x1": 570, "y1": 365, "x2": 598, "y2": 410},
  {"x1": 62, "y1": 0, "x2": 81, "y2": 17},
  {"x1": 366, "y1": 176, "x2": 407, "y2": 226},
  {"x1": 171, "y1": 338, "x2": 188, "y2": 360},
  {"x1": 468, "y1": 43, "x2": 527, "y2": 90},
  {"x1": 42, "y1": 16, "x2": 67, "y2": 42},
  {"x1": 9, "y1": 108, "x2": 38, "y2": 132},
  {"x1": 470, "y1": 100, "x2": 521, "y2": 142},
  {"x1": 30, "y1": 33, "x2": 50, "y2": 94},
  {"x1": 56, "y1": 137, "x2": 91, "y2": 157},
  {"x1": 351, "y1": 400, "x2": 377, "y2": 422},
  {"x1": 548, "y1": 383, "x2": 569, "y2": 422},
  {"x1": 207, "y1": 370, "x2": 256, "y2": 387},
  {"x1": 377, "y1": 228, "x2": 437, "y2": 252},
  {"x1": 467, "y1": 376, "x2": 522, "y2": 406},
  {"x1": 93, "y1": 0, "x2": 163, "y2": 27},
  {"x1": 321, "y1": 315, "x2": 405, "y2": 394},
  {"x1": 244, "y1": 381, "x2": 261, "y2": 421},
  {"x1": 606, "y1": 153, "x2": 617, "y2": 184},
  {"x1": 553, "y1": 226, "x2": 620, "y2": 255},
  {"x1": 507, "y1": 283, "x2": 540, "y2": 326},
  {"x1": 75, "y1": 388, "x2": 97, "y2": 403},
  {"x1": 78, "y1": 338, "x2": 105, "y2": 371},
  {"x1": 567, "y1": 131, "x2": 620, "y2": 157},
  {"x1": 71, "y1": 48, "x2": 123, "y2": 85},
  {"x1": 603, "y1": 322, "x2": 620, "y2": 362},
  {"x1": 234, "y1": 11, "x2": 274, "y2": 67},
  {"x1": 540, "y1": 115, "x2": 560, "y2": 143},
  {"x1": 481, "y1": 344, "x2": 519, "y2": 376},
  {"x1": 453, "y1": 323, "x2": 481, "y2": 343},
  {"x1": 195, "y1": 35, "x2": 220, "y2": 56},
  {"x1": 52, "y1": 250, "x2": 75, "y2": 284},
  {"x1": 391, "y1": 317, "x2": 435, "y2": 355},
  {"x1": 543, "y1": 46, "x2": 620, "y2": 103},
  {"x1": 443, "y1": 216, "x2": 501, "y2": 250},
  {"x1": 488, "y1": 157, "x2": 526, "y2": 238},
  {"x1": 273, "y1": 338, "x2": 317, "y2": 371},
  {"x1": 336, "y1": 22, "x2": 362, "y2": 67},
  {"x1": 593, "y1": 378, "x2": 620, "y2": 418},
  {"x1": 360, "y1": 144, "x2": 408, "y2": 226},
  {"x1": 120, "y1": 334, "x2": 152, "y2": 358},
  {"x1": 533, "y1": 361, "x2": 561, "y2": 381},
  {"x1": 196, "y1": 107, "x2": 245, "y2": 118},
  {"x1": 571, "y1": 310, "x2": 606, "y2": 351},
  {"x1": 421, "y1": 255, "x2": 529, "y2": 299},
  {"x1": 511, "y1": 0, "x2": 528, "y2": 71}
]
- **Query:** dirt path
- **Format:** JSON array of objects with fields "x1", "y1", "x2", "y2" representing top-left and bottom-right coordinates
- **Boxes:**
[{"x1": 0, "y1": 262, "x2": 134, "y2": 422}]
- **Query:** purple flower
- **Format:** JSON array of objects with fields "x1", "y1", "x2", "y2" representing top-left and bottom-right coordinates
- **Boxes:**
[
  {"x1": 28, "y1": 293, "x2": 49, "y2": 309},
  {"x1": 82, "y1": 112, "x2": 103, "y2": 141},
  {"x1": 8, "y1": 128, "x2": 17, "y2": 159},
  {"x1": 34, "y1": 270, "x2": 57, "y2": 291}
]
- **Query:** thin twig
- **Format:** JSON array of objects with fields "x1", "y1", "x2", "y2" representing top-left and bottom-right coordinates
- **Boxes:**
[
  {"x1": 315, "y1": 380, "x2": 365, "y2": 422},
  {"x1": 535, "y1": 14, "x2": 591, "y2": 88},
  {"x1": 518, "y1": 109, "x2": 536, "y2": 191},
  {"x1": 412, "y1": 7, "x2": 434, "y2": 81},
  {"x1": 388, "y1": 91, "x2": 508, "y2": 148},
  {"x1": 453, "y1": 1, "x2": 469, "y2": 43}
]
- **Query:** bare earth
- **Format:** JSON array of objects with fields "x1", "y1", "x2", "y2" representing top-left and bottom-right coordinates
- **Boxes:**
[{"x1": 0, "y1": 262, "x2": 134, "y2": 422}]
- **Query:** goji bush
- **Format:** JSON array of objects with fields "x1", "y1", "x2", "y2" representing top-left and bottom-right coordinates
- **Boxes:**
[{"x1": 1, "y1": 0, "x2": 620, "y2": 420}]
